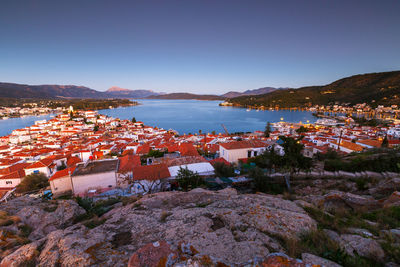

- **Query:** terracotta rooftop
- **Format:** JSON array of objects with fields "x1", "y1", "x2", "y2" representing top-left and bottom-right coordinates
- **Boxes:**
[
  {"x1": 49, "y1": 167, "x2": 76, "y2": 181},
  {"x1": 118, "y1": 154, "x2": 141, "y2": 173},
  {"x1": 220, "y1": 140, "x2": 267, "y2": 150},
  {"x1": 132, "y1": 164, "x2": 170, "y2": 181}
]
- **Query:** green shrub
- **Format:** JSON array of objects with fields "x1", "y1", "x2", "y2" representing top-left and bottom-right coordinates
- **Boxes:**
[
  {"x1": 16, "y1": 173, "x2": 49, "y2": 193},
  {"x1": 213, "y1": 162, "x2": 235, "y2": 177},
  {"x1": 176, "y1": 167, "x2": 204, "y2": 191},
  {"x1": 355, "y1": 178, "x2": 368, "y2": 191},
  {"x1": 249, "y1": 167, "x2": 285, "y2": 194}
]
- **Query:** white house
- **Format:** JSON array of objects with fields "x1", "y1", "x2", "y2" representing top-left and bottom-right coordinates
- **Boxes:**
[
  {"x1": 24, "y1": 158, "x2": 54, "y2": 177},
  {"x1": 49, "y1": 167, "x2": 75, "y2": 197},
  {"x1": 71, "y1": 159, "x2": 119, "y2": 196},
  {"x1": 219, "y1": 140, "x2": 267, "y2": 163},
  {"x1": 130, "y1": 164, "x2": 171, "y2": 194}
]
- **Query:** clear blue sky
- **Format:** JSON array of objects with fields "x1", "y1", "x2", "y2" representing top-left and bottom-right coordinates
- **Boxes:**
[{"x1": 1, "y1": 0, "x2": 399, "y2": 94}]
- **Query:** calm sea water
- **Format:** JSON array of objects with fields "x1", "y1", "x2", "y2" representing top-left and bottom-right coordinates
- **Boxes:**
[
  {"x1": 0, "y1": 100, "x2": 317, "y2": 137},
  {"x1": 99, "y1": 99, "x2": 317, "y2": 134},
  {"x1": 0, "y1": 114, "x2": 55, "y2": 137}
]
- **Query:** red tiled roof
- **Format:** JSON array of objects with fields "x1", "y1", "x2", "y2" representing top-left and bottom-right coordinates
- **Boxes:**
[
  {"x1": 220, "y1": 140, "x2": 266, "y2": 150},
  {"x1": 136, "y1": 144, "x2": 150, "y2": 155},
  {"x1": 118, "y1": 154, "x2": 141, "y2": 173},
  {"x1": 49, "y1": 167, "x2": 76, "y2": 181},
  {"x1": 67, "y1": 156, "x2": 82, "y2": 167},
  {"x1": 0, "y1": 169, "x2": 25, "y2": 179},
  {"x1": 25, "y1": 160, "x2": 50, "y2": 169},
  {"x1": 209, "y1": 157, "x2": 231, "y2": 166},
  {"x1": 132, "y1": 164, "x2": 170, "y2": 181},
  {"x1": 0, "y1": 163, "x2": 29, "y2": 176},
  {"x1": 179, "y1": 143, "x2": 199, "y2": 157},
  {"x1": 357, "y1": 139, "x2": 382, "y2": 147}
]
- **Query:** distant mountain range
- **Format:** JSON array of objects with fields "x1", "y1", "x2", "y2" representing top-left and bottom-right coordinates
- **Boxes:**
[
  {"x1": 228, "y1": 71, "x2": 400, "y2": 107},
  {"x1": 1, "y1": 70, "x2": 399, "y2": 105},
  {"x1": 0, "y1": 82, "x2": 283, "y2": 100},
  {"x1": 0, "y1": 83, "x2": 161, "y2": 99},
  {"x1": 143, "y1": 87, "x2": 287, "y2": 100},
  {"x1": 105, "y1": 86, "x2": 161, "y2": 98}
]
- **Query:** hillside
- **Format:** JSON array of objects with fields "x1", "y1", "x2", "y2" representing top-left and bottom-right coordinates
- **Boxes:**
[
  {"x1": 221, "y1": 87, "x2": 287, "y2": 98},
  {"x1": 229, "y1": 71, "x2": 400, "y2": 108},
  {"x1": 0, "y1": 83, "x2": 104, "y2": 99},
  {"x1": 0, "y1": 83, "x2": 160, "y2": 99},
  {"x1": 146, "y1": 93, "x2": 224, "y2": 100}
]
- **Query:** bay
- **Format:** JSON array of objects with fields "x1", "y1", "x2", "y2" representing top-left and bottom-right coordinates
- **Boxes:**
[
  {"x1": 99, "y1": 99, "x2": 317, "y2": 134},
  {"x1": 0, "y1": 100, "x2": 318, "y2": 137},
  {"x1": 0, "y1": 114, "x2": 55, "y2": 137}
]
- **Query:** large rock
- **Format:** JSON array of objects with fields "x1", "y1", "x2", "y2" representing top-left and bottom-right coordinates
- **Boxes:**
[
  {"x1": 339, "y1": 234, "x2": 385, "y2": 261},
  {"x1": 16, "y1": 200, "x2": 86, "y2": 240},
  {"x1": 302, "y1": 253, "x2": 342, "y2": 267},
  {"x1": 369, "y1": 178, "x2": 400, "y2": 197},
  {"x1": 128, "y1": 241, "x2": 177, "y2": 267},
  {"x1": 0, "y1": 240, "x2": 43, "y2": 267},
  {"x1": 321, "y1": 191, "x2": 381, "y2": 212},
  {"x1": 261, "y1": 253, "x2": 306, "y2": 267},
  {"x1": 384, "y1": 191, "x2": 400, "y2": 208}
]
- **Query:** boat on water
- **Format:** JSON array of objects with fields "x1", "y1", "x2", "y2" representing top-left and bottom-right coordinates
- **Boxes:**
[{"x1": 246, "y1": 109, "x2": 251, "y2": 112}]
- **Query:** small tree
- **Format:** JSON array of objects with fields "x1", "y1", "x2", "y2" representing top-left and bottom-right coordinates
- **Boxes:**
[
  {"x1": 176, "y1": 167, "x2": 203, "y2": 191},
  {"x1": 279, "y1": 136, "x2": 312, "y2": 191},
  {"x1": 249, "y1": 167, "x2": 284, "y2": 194},
  {"x1": 381, "y1": 135, "x2": 389, "y2": 148},
  {"x1": 16, "y1": 173, "x2": 49, "y2": 193},
  {"x1": 296, "y1": 126, "x2": 309, "y2": 134},
  {"x1": 213, "y1": 162, "x2": 235, "y2": 177},
  {"x1": 93, "y1": 125, "x2": 99, "y2": 132},
  {"x1": 264, "y1": 122, "x2": 272, "y2": 137},
  {"x1": 131, "y1": 117, "x2": 136, "y2": 123},
  {"x1": 249, "y1": 167, "x2": 268, "y2": 192}
]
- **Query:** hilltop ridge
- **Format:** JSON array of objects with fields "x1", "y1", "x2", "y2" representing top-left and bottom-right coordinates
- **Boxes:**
[{"x1": 229, "y1": 71, "x2": 400, "y2": 108}]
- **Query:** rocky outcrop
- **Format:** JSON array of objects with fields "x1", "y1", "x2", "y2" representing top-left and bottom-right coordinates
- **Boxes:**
[
  {"x1": 128, "y1": 241, "x2": 177, "y2": 267},
  {"x1": 1, "y1": 189, "x2": 317, "y2": 266},
  {"x1": 16, "y1": 199, "x2": 86, "y2": 240},
  {"x1": 383, "y1": 191, "x2": 400, "y2": 208},
  {"x1": 320, "y1": 191, "x2": 382, "y2": 212},
  {"x1": 323, "y1": 229, "x2": 385, "y2": 262},
  {"x1": 302, "y1": 253, "x2": 342, "y2": 267},
  {"x1": 0, "y1": 239, "x2": 44, "y2": 267},
  {"x1": 339, "y1": 234, "x2": 385, "y2": 261}
]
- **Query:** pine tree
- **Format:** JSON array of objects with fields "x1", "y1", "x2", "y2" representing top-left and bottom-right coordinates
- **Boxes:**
[
  {"x1": 381, "y1": 135, "x2": 389, "y2": 148},
  {"x1": 264, "y1": 122, "x2": 271, "y2": 137}
]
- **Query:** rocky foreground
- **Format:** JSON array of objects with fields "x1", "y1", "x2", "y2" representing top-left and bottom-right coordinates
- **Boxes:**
[{"x1": 0, "y1": 183, "x2": 399, "y2": 266}]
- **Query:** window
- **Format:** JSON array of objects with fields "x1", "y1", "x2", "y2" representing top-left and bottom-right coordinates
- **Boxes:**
[
  {"x1": 254, "y1": 151, "x2": 258, "y2": 156},
  {"x1": 247, "y1": 151, "x2": 251, "y2": 158},
  {"x1": 6, "y1": 181, "x2": 12, "y2": 185}
]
